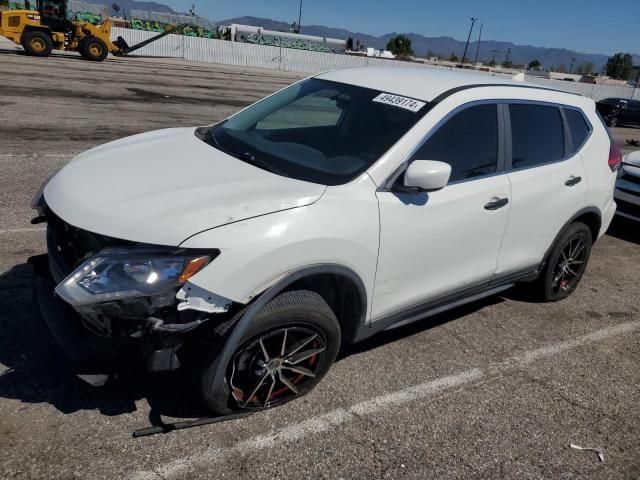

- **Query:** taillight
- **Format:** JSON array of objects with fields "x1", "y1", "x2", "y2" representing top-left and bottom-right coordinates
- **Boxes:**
[{"x1": 608, "y1": 144, "x2": 622, "y2": 171}]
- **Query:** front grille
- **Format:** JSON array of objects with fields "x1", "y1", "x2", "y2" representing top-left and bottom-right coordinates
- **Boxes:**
[
  {"x1": 616, "y1": 198, "x2": 640, "y2": 219},
  {"x1": 621, "y1": 172, "x2": 640, "y2": 183},
  {"x1": 46, "y1": 209, "x2": 133, "y2": 281}
]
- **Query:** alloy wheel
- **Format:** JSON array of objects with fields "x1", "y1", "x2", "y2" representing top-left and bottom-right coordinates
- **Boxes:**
[
  {"x1": 551, "y1": 236, "x2": 587, "y2": 294},
  {"x1": 228, "y1": 326, "x2": 326, "y2": 409}
]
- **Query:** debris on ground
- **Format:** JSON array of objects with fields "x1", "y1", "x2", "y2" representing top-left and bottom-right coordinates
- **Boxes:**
[{"x1": 569, "y1": 443, "x2": 605, "y2": 463}]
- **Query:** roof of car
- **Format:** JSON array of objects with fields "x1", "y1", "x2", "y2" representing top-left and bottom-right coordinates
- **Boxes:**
[{"x1": 316, "y1": 67, "x2": 568, "y2": 103}]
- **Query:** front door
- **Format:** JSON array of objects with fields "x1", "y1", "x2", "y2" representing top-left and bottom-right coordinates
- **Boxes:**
[{"x1": 372, "y1": 103, "x2": 511, "y2": 321}]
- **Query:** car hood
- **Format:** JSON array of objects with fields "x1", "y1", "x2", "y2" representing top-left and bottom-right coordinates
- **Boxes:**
[
  {"x1": 623, "y1": 151, "x2": 640, "y2": 177},
  {"x1": 44, "y1": 128, "x2": 326, "y2": 246}
]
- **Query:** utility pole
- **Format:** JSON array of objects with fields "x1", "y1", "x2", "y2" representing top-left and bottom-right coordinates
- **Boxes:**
[
  {"x1": 491, "y1": 49, "x2": 498, "y2": 64},
  {"x1": 297, "y1": 0, "x2": 303, "y2": 34},
  {"x1": 460, "y1": 17, "x2": 477, "y2": 67},
  {"x1": 505, "y1": 47, "x2": 511, "y2": 65},
  {"x1": 569, "y1": 57, "x2": 576, "y2": 73},
  {"x1": 473, "y1": 23, "x2": 483, "y2": 65}
]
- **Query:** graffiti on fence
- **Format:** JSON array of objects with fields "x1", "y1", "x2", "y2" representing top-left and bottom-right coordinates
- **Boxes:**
[
  {"x1": 244, "y1": 33, "x2": 334, "y2": 53},
  {"x1": 131, "y1": 18, "x2": 217, "y2": 38},
  {"x1": 68, "y1": 11, "x2": 102, "y2": 24},
  {"x1": 5, "y1": 1, "x2": 37, "y2": 10}
]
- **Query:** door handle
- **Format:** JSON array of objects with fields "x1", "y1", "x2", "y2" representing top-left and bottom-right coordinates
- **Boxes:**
[
  {"x1": 565, "y1": 176, "x2": 582, "y2": 186},
  {"x1": 484, "y1": 197, "x2": 509, "y2": 210}
]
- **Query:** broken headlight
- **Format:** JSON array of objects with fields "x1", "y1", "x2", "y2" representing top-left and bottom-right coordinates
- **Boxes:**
[{"x1": 55, "y1": 248, "x2": 214, "y2": 307}]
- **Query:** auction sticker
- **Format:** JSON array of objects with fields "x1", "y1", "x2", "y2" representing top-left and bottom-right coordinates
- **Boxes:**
[{"x1": 373, "y1": 93, "x2": 426, "y2": 112}]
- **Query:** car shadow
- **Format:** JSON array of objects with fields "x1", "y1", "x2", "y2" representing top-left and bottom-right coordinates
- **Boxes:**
[
  {"x1": 606, "y1": 215, "x2": 640, "y2": 244},
  {"x1": 0, "y1": 263, "x2": 212, "y2": 427},
  {"x1": 0, "y1": 261, "x2": 505, "y2": 430}
]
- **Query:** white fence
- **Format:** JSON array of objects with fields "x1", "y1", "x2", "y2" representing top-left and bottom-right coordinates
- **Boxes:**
[{"x1": 112, "y1": 28, "x2": 640, "y2": 102}]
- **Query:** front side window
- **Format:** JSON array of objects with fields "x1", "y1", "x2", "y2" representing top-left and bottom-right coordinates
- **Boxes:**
[
  {"x1": 510, "y1": 104, "x2": 564, "y2": 169},
  {"x1": 202, "y1": 79, "x2": 431, "y2": 185},
  {"x1": 408, "y1": 104, "x2": 499, "y2": 183}
]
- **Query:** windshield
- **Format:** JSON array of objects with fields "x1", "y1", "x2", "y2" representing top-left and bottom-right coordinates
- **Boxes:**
[{"x1": 202, "y1": 78, "x2": 431, "y2": 185}]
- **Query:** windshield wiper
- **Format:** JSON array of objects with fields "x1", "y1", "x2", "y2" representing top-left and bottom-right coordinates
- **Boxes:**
[
  {"x1": 238, "y1": 152, "x2": 290, "y2": 177},
  {"x1": 205, "y1": 128, "x2": 289, "y2": 177}
]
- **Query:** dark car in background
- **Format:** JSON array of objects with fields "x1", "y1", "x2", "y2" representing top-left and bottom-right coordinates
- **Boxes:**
[{"x1": 596, "y1": 97, "x2": 640, "y2": 128}]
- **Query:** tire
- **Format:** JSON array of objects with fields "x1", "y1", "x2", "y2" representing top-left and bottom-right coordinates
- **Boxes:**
[
  {"x1": 200, "y1": 290, "x2": 341, "y2": 414},
  {"x1": 22, "y1": 30, "x2": 53, "y2": 57},
  {"x1": 608, "y1": 115, "x2": 618, "y2": 128},
  {"x1": 81, "y1": 37, "x2": 108, "y2": 62},
  {"x1": 537, "y1": 222, "x2": 592, "y2": 302}
]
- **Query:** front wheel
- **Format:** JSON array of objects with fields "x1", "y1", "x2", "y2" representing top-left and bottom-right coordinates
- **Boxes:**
[
  {"x1": 538, "y1": 222, "x2": 592, "y2": 302},
  {"x1": 81, "y1": 37, "x2": 108, "y2": 61},
  {"x1": 22, "y1": 30, "x2": 53, "y2": 57},
  {"x1": 200, "y1": 290, "x2": 341, "y2": 414}
]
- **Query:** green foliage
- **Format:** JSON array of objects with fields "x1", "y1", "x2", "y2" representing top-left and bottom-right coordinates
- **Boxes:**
[
  {"x1": 528, "y1": 59, "x2": 542, "y2": 71},
  {"x1": 449, "y1": 53, "x2": 459, "y2": 62},
  {"x1": 502, "y1": 60, "x2": 513, "y2": 68},
  {"x1": 386, "y1": 35, "x2": 414, "y2": 56},
  {"x1": 606, "y1": 53, "x2": 633, "y2": 80},
  {"x1": 576, "y1": 62, "x2": 595, "y2": 75}
]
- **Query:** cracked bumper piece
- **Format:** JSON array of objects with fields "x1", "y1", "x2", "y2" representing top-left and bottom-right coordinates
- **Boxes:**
[{"x1": 31, "y1": 254, "x2": 186, "y2": 385}]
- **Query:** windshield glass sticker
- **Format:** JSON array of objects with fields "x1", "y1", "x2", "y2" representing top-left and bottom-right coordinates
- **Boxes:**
[{"x1": 372, "y1": 93, "x2": 426, "y2": 113}]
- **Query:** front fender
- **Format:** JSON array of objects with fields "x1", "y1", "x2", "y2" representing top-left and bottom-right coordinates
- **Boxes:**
[{"x1": 180, "y1": 174, "x2": 380, "y2": 320}]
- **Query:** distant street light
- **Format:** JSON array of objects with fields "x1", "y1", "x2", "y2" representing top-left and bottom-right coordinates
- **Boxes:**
[
  {"x1": 569, "y1": 57, "x2": 576, "y2": 73},
  {"x1": 297, "y1": 0, "x2": 303, "y2": 34},
  {"x1": 491, "y1": 49, "x2": 499, "y2": 64},
  {"x1": 460, "y1": 17, "x2": 477, "y2": 67},
  {"x1": 473, "y1": 23, "x2": 483, "y2": 65}
]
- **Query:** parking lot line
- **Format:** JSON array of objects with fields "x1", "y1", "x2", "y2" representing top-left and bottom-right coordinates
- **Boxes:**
[{"x1": 130, "y1": 319, "x2": 640, "y2": 480}]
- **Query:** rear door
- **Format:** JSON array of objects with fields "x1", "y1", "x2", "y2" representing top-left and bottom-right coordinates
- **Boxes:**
[
  {"x1": 621, "y1": 100, "x2": 640, "y2": 126},
  {"x1": 495, "y1": 102, "x2": 588, "y2": 277}
]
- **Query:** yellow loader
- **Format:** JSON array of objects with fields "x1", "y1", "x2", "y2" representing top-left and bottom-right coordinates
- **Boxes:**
[{"x1": 0, "y1": 0, "x2": 182, "y2": 61}]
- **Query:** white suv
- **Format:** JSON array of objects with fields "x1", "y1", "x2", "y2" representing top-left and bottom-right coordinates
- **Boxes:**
[{"x1": 32, "y1": 68, "x2": 619, "y2": 414}]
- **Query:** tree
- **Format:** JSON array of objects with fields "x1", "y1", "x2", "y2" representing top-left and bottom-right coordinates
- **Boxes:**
[
  {"x1": 449, "y1": 53, "x2": 459, "y2": 62},
  {"x1": 386, "y1": 35, "x2": 414, "y2": 56},
  {"x1": 556, "y1": 64, "x2": 567, "y2": 73},
  {"x1": 502, "y1": 60, "x2": 513, "y2": 68},
  {"x1": 528, "y1": 59, "x2": 542, "y2": 71},
  {"x1": 576, "y1": 62, "x2": 595, "y2": 75},
  {"x1": 606, "y1": 53, "x2": 633, "y2": 80}
]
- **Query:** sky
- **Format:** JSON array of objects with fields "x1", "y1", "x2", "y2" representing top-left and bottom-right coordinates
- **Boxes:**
[{"x1": 164, "y1": 0, "x2": 638, "y2": 56}]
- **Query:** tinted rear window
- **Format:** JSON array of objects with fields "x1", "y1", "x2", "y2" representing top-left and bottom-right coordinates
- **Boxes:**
[
  {"x1": 510, "y1": 104, "x2": 564, "y2": 169},
  {"x1": 564, "y1": 108, "x2": 591, "y2": 153}
]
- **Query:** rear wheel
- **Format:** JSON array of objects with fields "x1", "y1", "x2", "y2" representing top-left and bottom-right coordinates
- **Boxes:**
[
  {"x1": 537, "y1": 222, "x2": 592, "y2": 302},
  {"x1": 608, "y1": 115, "x2": 618, "y2": 128},
  {"x1": 200, "y1": 290, "x2": 341, "y2": 414},
  {"x1": 81, "y1": 37, "x2": 108, "y2": 62},
  {"x1": 22, "y1": 30, "x2": 53, "y2": 57}
]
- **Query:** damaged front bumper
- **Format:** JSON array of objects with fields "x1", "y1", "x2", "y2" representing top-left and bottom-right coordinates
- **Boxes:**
[
  {"x1": 29, "y1": 212, "x2": 235, "y2": 386},
  {"x1": 32, "y1": 253, "x2": 188, "y2": 385}
]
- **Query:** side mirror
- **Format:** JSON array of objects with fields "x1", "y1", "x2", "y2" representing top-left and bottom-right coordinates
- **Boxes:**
[{"x1": 404, "y1": 160, "x2": 452, "y2": 192}]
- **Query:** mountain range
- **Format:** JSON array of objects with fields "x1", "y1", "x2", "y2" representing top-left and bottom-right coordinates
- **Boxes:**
[{"x1": 98, "y1": 2, "x2": 639, "y2": 70}]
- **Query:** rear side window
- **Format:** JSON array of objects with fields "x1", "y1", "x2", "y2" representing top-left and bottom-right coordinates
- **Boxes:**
[
  {"x1": 410, "y1": 104, "x2": 498, "y2": 182},
  {"x1": 564, "y1": 108, "x2": 591, "y2": 153},
  {"x1": 510, "y1": 104, "x2": 564, "y2": 169}
]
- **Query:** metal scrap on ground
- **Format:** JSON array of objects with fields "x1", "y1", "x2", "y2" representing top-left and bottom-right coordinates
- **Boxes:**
[{"x1": 569, "y1": 443, "x2": 605, "y2": 463}]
